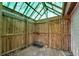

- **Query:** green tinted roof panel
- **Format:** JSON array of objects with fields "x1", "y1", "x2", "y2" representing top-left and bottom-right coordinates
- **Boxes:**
[
  {"x1": 2, "y1": 2, "x2": 64, "y2": 20},
  {"x1": 26, "y1": 8, "x2": 34, "y2": 17},
  {"x1": 2, "y1": 2, "x2": 9, "y2": 6},
  {"x1": 53, "y1": 6, "x2": 62, "y2": 13},
  {"x1": 40, "y1": 13, "x2": 46, "y2": 19},
  {"x1": 8, "y1": 2, "x2": 16, "y2": 9},
  {"x1": 52, "y1": 2, "x2": 63, "y2": 8},
  {"x1": 32, "y1": 2, "x2": 39, "y2": 8},
  {"x1": 36, "y1": 3, "x2": 43, "y2": 12},
  {"x1": 15, "y1": 2, "x2": 23, "y2": 12},
  {"x1": 24, "y1": 6, "x2": 30, "y2": 15},
  {"x1": 31, "y1": 11, "x2": 38, "y2": 19},
  {"x1": 48, "y1": 10, "x2": 57, "y2": 18},
  {"x1": 35, "y1": 15, "x2": 41, "y2": 20},
  {"x1": 19, "y1": 3, "x2": 27, "y2": 14}
]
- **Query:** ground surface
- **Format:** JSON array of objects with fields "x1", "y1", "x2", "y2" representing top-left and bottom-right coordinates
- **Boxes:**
[{"x1": 10, "y1": 46, "x2": 71, "y2": 56}]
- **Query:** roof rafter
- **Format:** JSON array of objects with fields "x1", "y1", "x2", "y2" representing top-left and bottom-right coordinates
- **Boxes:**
[
  {"x1": 39, "y1": 9, "x2": 47, "y2": 20},
  {"x1": 48, "y1": 9, "x2": 60, "y2": 16},
  {"x1": 46, "y1": 5, "x2": 62, "y2": 14},
  {"x1": 29, "y1": 2, "x2": 40, "y2": 17},
  {"x1": 47, "y1": 2, "x2": 62, "y2": 9},
  {"x1": 19, "y1": 2, "x2": 24, "y2": 11},
  {"x1": 13, "y1": 2, "x2": 17, "y2": 10},
  {"x1": 25, "y1": 3, "x2": 34, "y2": 15},
  {"x1": 26, "y1": 2, "x2": 42, "y2": 16},
  {"x1": 34, "y1": 6, "x2": 44, "y2": 20},
  {"x1": 42, "y1": 3, "x2": 48, "y2": 18},
  {"x1": 23, "y1": 2, "x2": 31, "y2": 14}
]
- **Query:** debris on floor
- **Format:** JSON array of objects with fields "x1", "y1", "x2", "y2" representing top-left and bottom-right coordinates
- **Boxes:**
[{"x1": 8, "y1": 46, "x2": 71, "y2": 56}]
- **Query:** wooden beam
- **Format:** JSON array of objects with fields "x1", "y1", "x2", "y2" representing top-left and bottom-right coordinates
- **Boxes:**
[
  {"x1": 67, "y1": 2, "x2": 77, "y2": 15},
  {"x1": 3, "y1": 6, "x2": 35, "y2": 21},
  {"x1": 62, "y1": 2, "x2": 67, "y2": 16},
  {"x1": 0, "y1": 2, "x2": 2, "y2": 55}
]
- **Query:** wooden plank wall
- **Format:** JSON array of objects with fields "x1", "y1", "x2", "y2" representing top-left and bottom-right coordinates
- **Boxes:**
[
  {"x1": 34, "y1": 18, "x2": 71, "y2": 51},
  {"x1": 27, "y1": 22, "x2": 35, "y2": 46},
  {"x1": 0, "y1": 14, "x2": 34, "y2": 54}
]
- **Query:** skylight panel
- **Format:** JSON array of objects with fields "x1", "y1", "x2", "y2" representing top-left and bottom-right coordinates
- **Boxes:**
[
  {"x1": 8, "y1": 2, "x2": 16, "y2": 9},
  {"x1": 48, "y1": 10, "x2": 57, "y2": 18},
  {"x1": 52, "y1": 2, "x2": 63, "y2": 8},
  {"x1": 40, "y1": 13, "x2": 46, "y2": 19},
  {"x1": 35, "y1": 15, "x2": 41, "y2": 20},
  {"x1": 24, "y1": 6, "x2": 31, "y2": 15},
  {"x1": 2, "y1": 2, "x2": 9, "y2": 6},
  {"x1": 40, "y1": 9, "x2": 45, "y2": 15},
  {"x1": 30, "y1": 2, "x2": 34, "y2": 6},
  {"x1": 31, "y1": 11, "x2": 38, "y2": 19},
  {"x1": 15, "y1": 2, "x2": 23, "y2": 12},
  {"x1": 32, "y1": 2, "x2": 39, "y2": 9},
  {"x1": 36, "y1": 3, "x2": 43, "y2": 12},
  {"x1": 19, "y1": 3, "x2": 27, "y2": 14},
  {"x1": 53, "y1": 6, "x2": 62, "y2": 13},
  {"x1": 45, "y1": 3, "x2": 52, "y2": 8},
  {"x1": 26, "y1": 8, "x2": 34, "y2": 17}
]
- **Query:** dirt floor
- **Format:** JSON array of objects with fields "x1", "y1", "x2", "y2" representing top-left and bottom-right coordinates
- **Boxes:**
[{"x1": 8, "y1": 46, "x2": 71, "y2": 56}]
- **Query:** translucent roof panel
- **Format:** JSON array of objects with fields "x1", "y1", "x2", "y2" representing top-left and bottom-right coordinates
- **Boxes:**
[
  {"x1": 15, "y1": 2, "x2": 24, "y2": 12},
  {"x1": 31, "y1": 11, "x2": 38, "y2": 19},
  {"x1": 19, "y1": 3, "x2": 27, "y2": 14},
  {"x1": 8, "y1": 2, "x2": 16, "y2": 9},
  {"x1": 36, "y1": 3, "x2": 43, "y2": 12},
  {"x1": 45, "y1": 3, "x2": 53, "y2": 8},
  {"x1": 40, "y1": 9, "x2": 45, "y2": 15},
  {"x1": 52, "y1": 2, "x2": 63, "y2": 8},
  {"x1": 2, "y1": 2, "x2": 64, "y2": 21},
  {"x1": 40, "y1": 13, "x2": 46, "y2": 19},
  {"x1": 53, "y1": 6, "x2": 62, "y2": 13},
  {"x1": 2, "y1": 2, "x2": 9, "y2": 6},
  {"x1": 24, "y1": 6, "x2": 31, "y2": 15},
  {"x1": 26, "y1": 8, "x2": 34, "y2": 17},
  {"x1": 35, "y1": 15, "x2": 41, "y2": 20},
  {"x1": 48, "y1": 10, "x2": 57, "y2": 18},
  {"x1": 32, "y1": 2, "x2": 39, "y2": 9}
]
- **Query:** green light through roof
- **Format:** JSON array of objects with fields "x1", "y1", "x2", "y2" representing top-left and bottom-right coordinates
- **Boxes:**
[
  {"x1": 2, "y1": 2, "x2": 63, "y2": 21},
  {"x1": 48, "y1": 10, "x2": 57, "y2": 18},
  {"x1": 53, "y1": 6, "x2": 62, "y2": 13},
  {"x1": 15, "y1": 2, "x2": 23, "y2": 12},
  {"x1": 24, "y1": 6, "x2": 30, "y2": 15},
  {"x1": 36, "y1": 3, "x2": 43, "y2": 12},
  {"x1": 8, "y1": 2, "x2": 16, "y2": 9},
  {"x1": 36, "y1": 15, "x2": 41, "y2": 20},
  {"x1": 3, "y1": 2, "x2": 9, "y2": 6},
  {"x1": 31, "y1": 11, "x2": 38, "y2": 19},
  {"x1": 40, "y1": 13, "x2": 46, "y2": 19},
  {"x1": 32, "y1": 2, "x2": 39, "y2": 8},
  {"x1": 19, "y1": 3, "x2": 27, "y2": 14},
  {"x1": 52, "y1": 2, "x2": 63, "y2": 8},
  {"x1": 26, "y1": 8, "x2": 34, "y2": 17}
]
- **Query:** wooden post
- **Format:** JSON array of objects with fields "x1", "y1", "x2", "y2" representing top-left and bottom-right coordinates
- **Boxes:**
[{"x1": 0, "y1": 2, "x2": 2, "y2": 55}]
